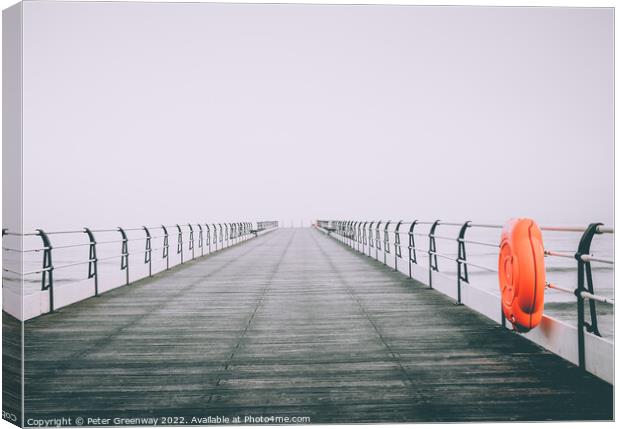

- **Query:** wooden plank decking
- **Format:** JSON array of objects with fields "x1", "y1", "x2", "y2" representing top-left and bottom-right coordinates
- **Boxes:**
[{"x1": 19, "y1": 228, "x2": 613, "y2": 423}]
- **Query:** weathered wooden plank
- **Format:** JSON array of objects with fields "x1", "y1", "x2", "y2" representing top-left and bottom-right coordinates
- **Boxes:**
[{"x1": 19, "y1": 228, "x2": 612, "y2": 423}]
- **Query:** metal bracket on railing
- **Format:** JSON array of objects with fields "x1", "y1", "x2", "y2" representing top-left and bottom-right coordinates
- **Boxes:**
[
  {"x1": 384, "y1": 221, "x2": 391, "y2": 256},
  {"x1": 197, "y1": 224, "x2": 204, "y2": 256},
  {"x1": 188, "y1": 224, "x2": 195, "y2": 259},
  {"x1": 368, "y1": 221, "x2": 375, "y2": 249},
  {"x1": 457, "y1": 221, "x2": 471, "y2": 283},
  {"x1": 575, "y1": 222, "x2": 604, "y2": 369},
  {"x1": 394, "y1": 220, "x2": 403, "y2": 271},
  {"x1": 213, "y1": 224, "x2": 218, "y2": 250},
  {"x1": 205, "y1": 224, "x2": 211, "y2": 252},
  {"x1": 375, "y1": 221, "x2": 382, "y2": 258},
  {"x1": 36, "y1": 229, "x2": 54, "y2": 311},
  {"x1": 84, "y1": 227, "x2": 99, "y2": 295},
  {"x1": 143, "y1": 226, "x2": 152, "y2": 277},
  {"x1": 143, "y1": 227, "x2": 152, "y2": 264},
  {"x1": 118, "y1": 227, "x2": 129, "y2": 285},
  {"x1": 407, "y1": 221, "x2": 418, "y2": 278},
  {"x1": 394, "y1": 221, "x2": 403, "y2": 257},
  {"x1": 429, "y1": 220, "x2": 440, "y2": 272},
  {"x1": 456, "y1": 221, "x2": 471, "y2": 305},
  {"x1": 161, "y1": 225, "x2": 170, "y2": 269},
  {"x1": 219, "y1": 224, "x2": 223, "y2": 245},
  {"x1": 357, "y1": 222, "x2": 363, "y2": 246},
  {"x1": 362, "y1": 222, "x2": 368, "y2": 245},
  {"x1": 225, "y1": 223, "x2": 229, "y2": 245},
  {"x1": 176, "y1": 224, "x2": 184, "y2": 263},
  {"x1": 2, "y1": 228, "x2": 7, "y2": 236}
]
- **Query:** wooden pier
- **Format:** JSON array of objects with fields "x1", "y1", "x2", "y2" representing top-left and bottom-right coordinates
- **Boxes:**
[{"x1": 11, "y1": 228, "x2": 613, "y2": 423}]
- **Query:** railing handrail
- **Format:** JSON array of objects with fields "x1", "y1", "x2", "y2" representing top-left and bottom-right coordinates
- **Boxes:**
[
  {"x1": 2, "y1": 220, "x2": 279, "y2": 314},
  {"x1": 318, "y1": 218, "x2": 613, "y2": 374}
]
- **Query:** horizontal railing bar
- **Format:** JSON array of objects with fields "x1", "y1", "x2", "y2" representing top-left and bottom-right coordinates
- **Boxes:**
[
  {"x1": 457, "y1": 259, "x2": 497, "y2": 273},
  {"x1": 3, "y1": 267, "x2": 49, "y2": 276},
  {"x1": 459, "y1": 238, "x2": 499, "y2": 248},
  {"x1": 540, "y1": 225, "x2": 614, "y2": 234},
  {"x1": 547, "y1": 281, "x2": 615, "y2": 305},
  {"x1": 2, "y1": 223, "x2": 254, "y2": 237},
  {"x1": 468, "y1": 223, "x2": 503, "y2": 229},
  {"x1": 545, "y1": 281, "x2": 573, "y2": 294},
  {"x1": 580, "y1": 255, "x2": 613, "y2": 264},
  {"x1": 429, "y1": 251, "x2": 457, "y2": 261},
  {"x1": 54, "y1": 260, "x2": 95, "y2": 270},
  {"x1": 544, "y1": 250, "x2": 613, "y2": 265},
  {"x1": 3, "y1": 231, "x2": 38, "y2": 236},
  {"x1": 336, "y1": 222, "x2": 614, "y2": 235},
  {"x1": 45, "y1": 230, "x2": 88, "y2": 235},
  {"x1": 544, "y1": 250, "x2": 573, "y2": 259},
  {"x1": 581, "y1": 291, "x2": 614, "y2": 305},
  {"x1": 429, "y1": 234, "x2": 456, "y2": 241},
  {"x1": 49, "y1": 243, "x2": 90, "y2": 250}
]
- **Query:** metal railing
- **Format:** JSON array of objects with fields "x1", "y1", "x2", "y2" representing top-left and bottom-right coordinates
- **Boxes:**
[
  {"x1": 2, "y1": 221, "x2": 279, "y2": 314},
  {"x1": 318, "y1": 219, "x2": 614, "y2": 371}
]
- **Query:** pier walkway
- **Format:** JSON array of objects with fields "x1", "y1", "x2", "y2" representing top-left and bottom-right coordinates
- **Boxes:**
[{"x1": 18, "y1": 228, "x2": 613, "y2": 422}]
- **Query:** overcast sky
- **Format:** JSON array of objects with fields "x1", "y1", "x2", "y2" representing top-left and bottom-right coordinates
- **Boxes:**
[{"x1": 20, "y1": 3, "x2": 613, "y2": 231}]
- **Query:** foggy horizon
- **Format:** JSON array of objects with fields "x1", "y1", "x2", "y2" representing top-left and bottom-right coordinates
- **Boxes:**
[{"x1": 17, "y1": 3, "x2": 613, "y2": 231}]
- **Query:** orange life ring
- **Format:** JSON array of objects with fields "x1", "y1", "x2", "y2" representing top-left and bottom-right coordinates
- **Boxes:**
[{"x1": 498, "y1": 218, "x2": 546, "y2": 332}]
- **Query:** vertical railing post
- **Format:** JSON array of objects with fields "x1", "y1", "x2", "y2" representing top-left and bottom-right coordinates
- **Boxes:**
[
  {"x1": 428, "y1": 220, "x2": 440, "y2": 288},
  {"x1": 394, "y1": 220, "x2": 403, "y2": 271},
  {"x1": 375, "y1": 221, "x2": 382, "y2": 260},
  {"x1": 225, "y1": 223, "x2": 229, "y2": 247},
  {"x1": 205, "y1": 224, "x2": 211, "y2": 253},
  {"x1": 197, "y1": 224, "x2": 204, "y2": 257},
  {"x1": 368, "y1": 221, "x2": 375, "y2": 257},
  {"x1": 84, "y1": 227, "x2": 99, "y2": 296},
  {"x1": 218, "y1": 223, "x2": 223, "y2": 249},
  {"x1": 176, "y1": 224, "x2": 184, "y2": 264},
  {"x1": 212, "y1": 224, "x2": 218, "y2": 251},
  {"x1": 162, "y1": 225, "x2": 170, "y2": 270},
  {"x1": 456, "y1": 221, "x2": 471, "y2": 305},
  {"x1": 188, "y1": 224, "x2": 195, "y2": 260},
  {"x1": 143, "y1": 226, "x2": 152, "y2": 277},
  {"x1": 36, "y1": 229, "x2": 54, "y2": 312},
  {"x1": 346, "y1": 221, "x2": 351, "y2": 246},
  {"x1": 575, "y1": 223, "x2": 603, "y2": 369},
  {"x1": 118, "y1": 227, "x2": 129, "y2": 285},
  {"x1": 408, "y1": 221, "x2": 418, "y2": 279},
  {"x1": 357, "y1": 222, "x2": 363, "y2": 252},
  {"x1": 362, "y1": 222, "x2": 368, "y2": 256},
  {"x1": 383, "y1": 221, "x2": 391, "y2": 265}
]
